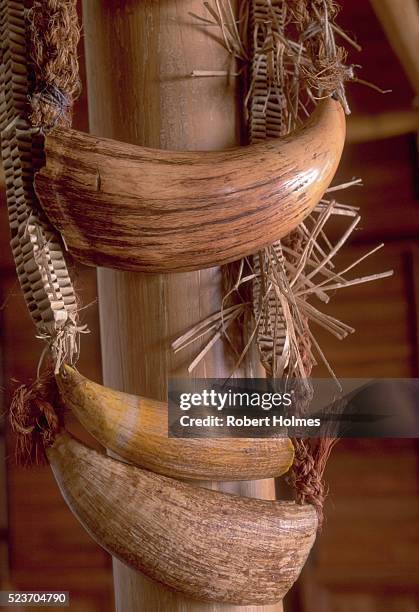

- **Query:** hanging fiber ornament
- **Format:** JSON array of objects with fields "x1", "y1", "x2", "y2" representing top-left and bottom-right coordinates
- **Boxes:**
[
  {"x1": 180, "y1": 0, "x2": 393, "y2": 529},
  {"x1": 0, "y1": 0, "x2": 85, "y2": 373},
  {"x1": 241, "y1": 0, "x2": 347, "y2": 526}
]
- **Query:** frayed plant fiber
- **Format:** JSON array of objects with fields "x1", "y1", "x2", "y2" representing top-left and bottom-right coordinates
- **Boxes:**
[
  {"x1": 0, "y1": 0, "x2": 86, "y2": 375},
  {"x1": 9, "y1": 365, "x2": 62, "y2": 466},
  {"x1": 26, "y1": 0, "x2": 85, "y2": 366},
  {"x1": 28, "y1": 0, "x2": 81, "y2": 129},
  {"x1": 1, "y1": 0, "x2": 86, "y2": 442},
  {"x1": 288, "y1": 437, "x2": 338, "y2": 530},
  {"x1": 184, "y1": 0, "x2": 393, "y2": 528}
]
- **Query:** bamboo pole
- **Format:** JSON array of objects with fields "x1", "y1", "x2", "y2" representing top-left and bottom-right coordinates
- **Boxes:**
[{"x1": 82, "y1": 2, "x2": 282, "y2": 611}]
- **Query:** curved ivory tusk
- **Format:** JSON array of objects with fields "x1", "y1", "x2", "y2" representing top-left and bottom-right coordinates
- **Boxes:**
[
  {"x1": 57, "y1": 366, "x2": 294, "y2": 481},
  {"x1": 35, "y1": 98, "x2": 345, "y2": 273},
  {"x1": 47, "y1": 432, "x2": 317, "y2": 605}
]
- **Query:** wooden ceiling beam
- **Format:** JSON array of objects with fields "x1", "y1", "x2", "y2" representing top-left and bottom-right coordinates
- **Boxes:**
[{"x1": 370, "y1": 0, "x2": 419, "y2": 97}]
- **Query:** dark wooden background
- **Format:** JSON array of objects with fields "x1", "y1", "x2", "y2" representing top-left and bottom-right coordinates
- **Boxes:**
[{"x1": 0, "y1": 1, "x2": 418, "y2": 611}]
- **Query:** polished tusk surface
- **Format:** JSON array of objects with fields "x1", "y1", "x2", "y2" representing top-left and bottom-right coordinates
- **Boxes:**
[
  {"x1": 35, "y1": 98, "x2": 345, "y2": 273},
  {"x1": 57, "y1": 366, "x2": 294, "y2": 481},
  {"x1": 47, "y1": 432, "x2": 317, "y2": 605}
]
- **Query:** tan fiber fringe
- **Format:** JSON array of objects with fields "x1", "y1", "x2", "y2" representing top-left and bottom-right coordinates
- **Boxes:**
[
  {"x1": 182, "y1": 0, "x2": 392, "y2": 382},
  {"x1": 0, "y1": 0, "x2": 84, "y2": 373},
  {"x1": 181, "y1": 0, "x2": 393, "y2": 527},
  {"x1": 239, "y1": 5, "x2": 385, "y2": 519}
]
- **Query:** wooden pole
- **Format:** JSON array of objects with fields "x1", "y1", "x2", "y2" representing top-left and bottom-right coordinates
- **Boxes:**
[
  {"x1": 370, "y1": 0, "x2": 419, "y2": 96},
  {"x1": 82, "y1": 2, "x2": 282, "y2": 611}
]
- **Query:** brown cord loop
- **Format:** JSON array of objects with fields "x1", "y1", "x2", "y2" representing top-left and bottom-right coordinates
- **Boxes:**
[{"x1": 9, "y1": 367, "x2": 62, "y2": 465}]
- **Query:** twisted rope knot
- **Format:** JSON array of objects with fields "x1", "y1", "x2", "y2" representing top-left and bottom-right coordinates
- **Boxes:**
[
  {"x1": 29, "y1": 82, "x2": 72, "y2": 129},
  {"x1": 9, "y1": 366, "x2": 63, "y2": 465},
  {"x1": 288, "y1": 437, "x2": 336, "y2": 529},
  {"x1": 28, "y1": 0, "x2": 81, "y2": 130},
  {"x1": 292, "y1": 440, "x2": 326, "y2": 500}
]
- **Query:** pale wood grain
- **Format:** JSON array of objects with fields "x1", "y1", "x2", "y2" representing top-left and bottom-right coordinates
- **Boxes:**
[{"x1": 81, "y1": 1, "x2": 290, "y2": 610}]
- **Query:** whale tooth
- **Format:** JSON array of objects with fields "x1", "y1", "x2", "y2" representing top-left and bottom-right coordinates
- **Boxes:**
[
  {"x1": 47, "y1": 431, "x2": 317, "y2": 605},
  {"x1": 35, "y1": 98, "x2": 345, "y2": 273},
  {"x1": 57, "y1": 365, "x2": 295, "y2": 481}
]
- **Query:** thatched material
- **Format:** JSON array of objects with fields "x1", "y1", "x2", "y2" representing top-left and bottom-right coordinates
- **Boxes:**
[{"x1": 185, "y1": 0, "x2": 391, "y2": 383}]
